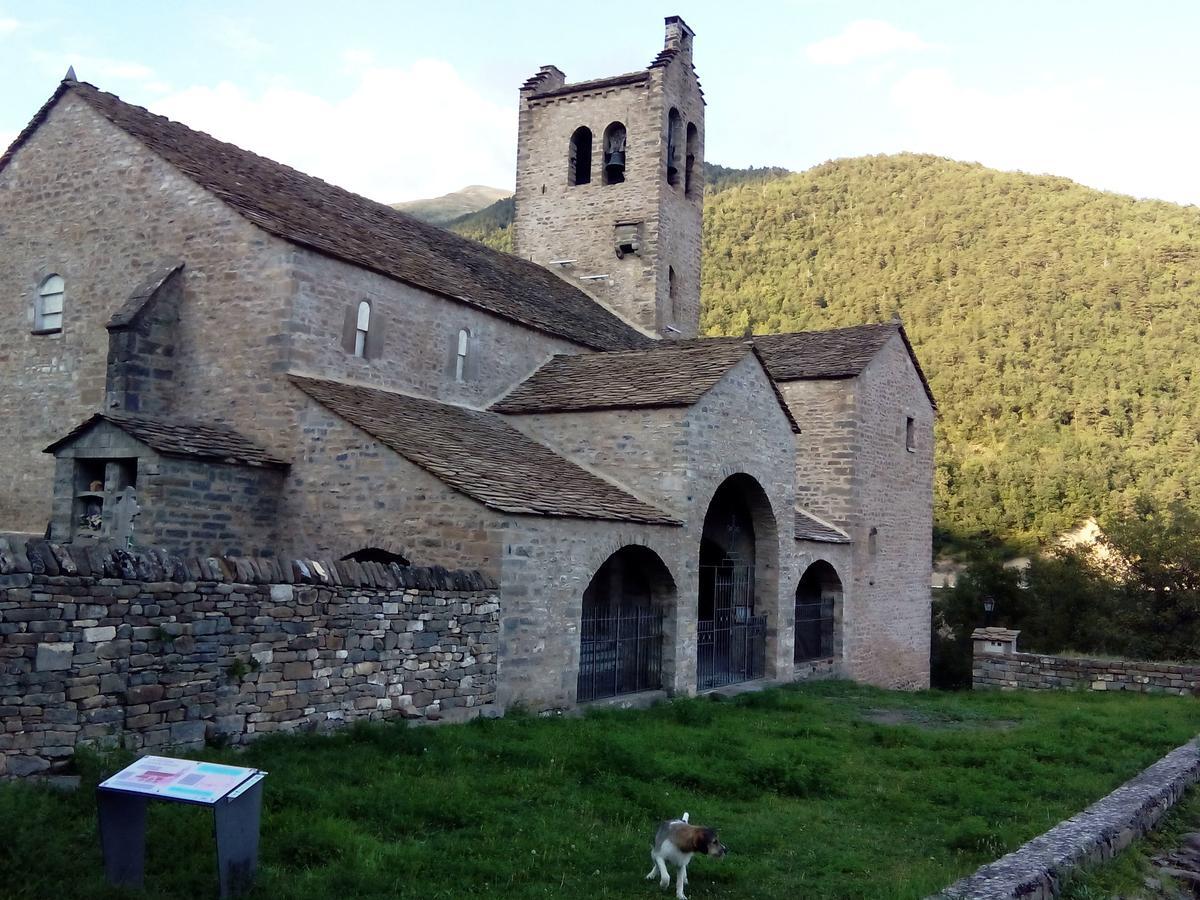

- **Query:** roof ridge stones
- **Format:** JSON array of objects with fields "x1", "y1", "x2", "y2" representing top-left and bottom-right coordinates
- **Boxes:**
[
  {"x1": 45, "y1": 411, "x2": 289, "y2": 469},
  {"x1": 290, "y1": 375, "x2": 679, "y2": 526},
  {"x1": 2, "y1": 80, "x2": 648, "y2": 353},
  {"x1": 0, "y1": 536, "x2": 497, "y2": 591}
]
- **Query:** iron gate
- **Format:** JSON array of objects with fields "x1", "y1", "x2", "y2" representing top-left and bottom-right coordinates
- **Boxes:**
[
  {"x1": 698, "y1": 563, "x2": 766, "y2": 689},
  {"x1": 577, "y1": 606, "x2": 663, "y2": 703}
]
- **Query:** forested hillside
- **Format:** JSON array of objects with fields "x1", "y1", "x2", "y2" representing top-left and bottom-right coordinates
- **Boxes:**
[{"x1": 450, "y1": 154, "x2": 1200, "y2": 545}]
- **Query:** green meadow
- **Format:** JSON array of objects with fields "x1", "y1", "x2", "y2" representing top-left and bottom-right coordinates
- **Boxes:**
[{"x1": 3, "y1": 681, "x2": 1198, "y2": 899}]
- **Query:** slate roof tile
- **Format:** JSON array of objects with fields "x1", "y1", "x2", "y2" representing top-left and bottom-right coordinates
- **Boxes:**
[
  {"x1": 290, "y1": 375, "x2": 678, "y2": 526},
  {"x1": 45, "y1": 412, "x2": 289, "y2": 468},
  {"x1": 3, "y1": 81, "x2": 647, "y2": 353},
  {"x1": 794, "y1": 508, "x2": 850, "y2": 544},
  {"x1": 492, "y1": 342, "x2": 801, "y2": 432}
]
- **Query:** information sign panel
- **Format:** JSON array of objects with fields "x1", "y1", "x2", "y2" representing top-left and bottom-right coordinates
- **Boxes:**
[{"x1": 99, "y1": 755, "x2": 259, "y2": 804}]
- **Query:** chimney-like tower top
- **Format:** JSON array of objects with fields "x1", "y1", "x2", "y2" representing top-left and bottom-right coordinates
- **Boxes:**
[{"x1": 664, "y1": 16, "x2": 695, "y2": 54}]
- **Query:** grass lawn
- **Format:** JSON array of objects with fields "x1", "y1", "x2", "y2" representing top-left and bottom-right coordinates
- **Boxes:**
[{"x1": 2, "y1": 681, "x2": 1199, "y2": 899}]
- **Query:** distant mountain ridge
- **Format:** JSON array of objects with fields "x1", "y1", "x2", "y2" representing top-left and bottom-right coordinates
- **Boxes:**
[
  {"x1": 444, "y1": 153, "x2": 1200, "y2": 545},
  {"x1": 391, "y1": 184, "x2": 512, "y2": 225}
]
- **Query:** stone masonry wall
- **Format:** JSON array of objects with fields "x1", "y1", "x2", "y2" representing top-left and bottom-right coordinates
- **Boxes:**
[
  {"x1": 973, "y1": 630, "x2": 1200, "y2": 695},
  {"x1": 0, "y1": 542, "x2": 499, "y2": 778},
  {"x1": 0, "y1": 93, "x2": 295, "y2": 532},
  {"x1": 845, "y1": 335, "x2": 935, "y2": 689}
]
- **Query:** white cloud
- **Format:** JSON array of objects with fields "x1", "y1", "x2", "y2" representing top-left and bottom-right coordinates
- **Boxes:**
[
  {"x1": 806, "y1": 20, "x2": 931, "y2": 66},
  {"x1": 888, "y1": 67, "x2": 1200, "y2": 206},
  {"x1": 0, "y1": 130, "x2": 16, "y2": 153},
  {"x1": 0, "y1": 16, "x2": 18, "y2": 38},
  {"x1": 156, "y1": 59, "x2": 515, "y2": 202},
  {"x1": 210, "y1": 19, "x2": 273, "y2": 59}
]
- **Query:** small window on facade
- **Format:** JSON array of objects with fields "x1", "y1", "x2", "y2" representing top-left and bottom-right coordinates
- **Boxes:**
[
  {"x1": 668, "y1": 266, "x2": 678, "y2": 321},
  {"x1": 36, "y1": 274, "x2": 64, "y2": 333},
  {"x1": 685, "y1": 122, "x2": 698, "y2": 196},
  {"x1": 603, "y1": 122, "x2": 627, "y2": 185},
  {"x1": 868, "y1": 526, "x2": 879, "y2": 555},
  {"x1": 569, "y1": 126, "x2": 592, "y2": 186},
  {"x1": 666, "y1": 108, "x2": 682, "y2": 186},
  {"x1": 455, "y1": 328, "x2": 470, "y2": 382},
  {"x1": 906, "y1": 416, "x2": 916, "y2": 452},
  {"x1": 354, "y1": 301, "x2": 370, "y2": 358}
]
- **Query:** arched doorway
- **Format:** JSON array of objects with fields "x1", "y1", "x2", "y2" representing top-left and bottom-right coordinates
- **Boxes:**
[
  {"x1": 577, "y1": 546, "x2": 674, "y2": 703},
  {"x1": 698, "y1": 474, "x2": 777, "y2": 689},
  {"x1": 795, "y1": 561, "x2": 841, "y2": 662}
]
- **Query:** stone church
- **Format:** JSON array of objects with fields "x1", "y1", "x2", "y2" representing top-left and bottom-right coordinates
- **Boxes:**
[{"x1": 0, "y1": 17, "x2": 935, "y2": 709}]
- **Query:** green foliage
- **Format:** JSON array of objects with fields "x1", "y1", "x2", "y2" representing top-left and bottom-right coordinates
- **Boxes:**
[
  {"x1": 451, "y1": 154, "x2": 1200, "y2": 542},
  {"x1": 4, "y1": 683, "x2": 1200, "y2": 898},
  {"x1": 933, "y1": 499, "x2": 1200, "y2": 685},
  {"x1": 699, "y1": 153, "x2": 1200, "y2": 542}
]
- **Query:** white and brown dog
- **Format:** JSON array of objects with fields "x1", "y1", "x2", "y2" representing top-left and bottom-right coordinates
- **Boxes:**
[{"x1": 645, "y1": 812, "x2": 727, "y2": 900}]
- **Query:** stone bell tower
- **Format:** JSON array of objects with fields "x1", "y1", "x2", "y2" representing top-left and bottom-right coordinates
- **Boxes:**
[{"x1": 514, "y1": 16, "x2": 704, "y2": 339}]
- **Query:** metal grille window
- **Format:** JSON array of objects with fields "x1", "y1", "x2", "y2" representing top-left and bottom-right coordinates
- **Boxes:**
[
  {"x1": 794, "y1": 597, "x2": 834, "y2": 662},
  {"x1": 697, "y1": 562, "x2": 767, "y2": 690},
  {"x1": 577, "y1": 606, "x2": 663, "y2": 702}
]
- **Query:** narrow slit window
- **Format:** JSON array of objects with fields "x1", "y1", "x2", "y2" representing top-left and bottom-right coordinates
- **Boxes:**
[
  {"x1": 905, "y1": 416, "x2": 916, "y2": 452},
  {"x1": 666, "y1": 108, "x2": 682, "y2": 186},
  {"x1": 668, "y1": 266, "x2": 678, "y2": 322},
  {"x1": 354, "y1": 301, "x2": 370, "y2": 358},
  {"x1": 455, "y1": 328, "x2": 470, "y2": 382},
  {"x1": 36, "y1": 274, "x2": 64, "y2": 333}
]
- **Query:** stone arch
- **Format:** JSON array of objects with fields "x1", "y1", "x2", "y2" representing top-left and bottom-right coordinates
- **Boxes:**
[
  {"x1": 568, "y1": 126, "x2": 592, "y2": 186},
  {"x1": 697, "y1": 473, "x2": 778, "y2": 688},
  {"x1": 577, "y1": 544, "x2": 675, "y2": 703},
  {"x1": 795, "y1": 559, "x2": 841, "y2": 662},
  {"x1": 603, "y1": 121, "x2": 627, "y2": 184}
]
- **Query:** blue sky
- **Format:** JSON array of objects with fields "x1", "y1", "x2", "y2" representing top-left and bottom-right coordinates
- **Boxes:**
[{"x1": 2, "y1": 1, "x2": 1198, "y2": 205}]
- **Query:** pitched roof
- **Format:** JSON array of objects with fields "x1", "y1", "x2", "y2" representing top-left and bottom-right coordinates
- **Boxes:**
[
  {"x1": 107, "y1": 261, "x2": 183, "y2": 330},
  {"x1": 492, "y1": 342, "x2": 801, "y2": 432},
  {"x1": 45, "y1": 412, "x2": 289, "y2": 468},
  {"x1": 2, "y1": 81, "x2": 647, "y2": 353},
  {"x1": 290, "y1": 375, "x2": 679, "y2": 526},
  {"x1": 794, "y1": 509, "x2": 850, "y2": 544},
  {"x1": 683, "y1": 323, "x2": 937, "y2": 409}
]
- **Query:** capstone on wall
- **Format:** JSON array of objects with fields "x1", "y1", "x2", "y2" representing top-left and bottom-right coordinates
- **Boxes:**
[
  {"x1": 0, "y1": 95, "x2": 293, "y2": 532},
  {"x1": 0, "y1": 548, "x2": 499, "y2": 779}
]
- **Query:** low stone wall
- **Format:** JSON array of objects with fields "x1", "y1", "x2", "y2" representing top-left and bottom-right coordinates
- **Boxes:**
[
  {"x1": 971, "y1": 628, "x2": 1200, "y2": 695},
  {"x1": 0, "y1": 541, "x2": 499, "y2": 778},
  {"x1": 935, "y1": 739, "x2": 1200, "y2": 899}
]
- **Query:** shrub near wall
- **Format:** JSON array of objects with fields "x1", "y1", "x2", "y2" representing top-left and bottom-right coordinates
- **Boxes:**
[{"x1": 0, "y1": 541, "x2": 499, "y2": 778}]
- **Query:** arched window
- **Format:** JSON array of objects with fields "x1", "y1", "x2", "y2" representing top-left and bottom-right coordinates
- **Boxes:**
[
  {"x1": 685, "y1": 122, "x2": 698, "y2": 196},
  {"x1": 455, "y1": 328, "x2": 470, "y2": 382},
  {"x1": 35, "y1": 274, "x2": 64, "y2": 333},
  {"x1": 578, "y1": 546, "x2": 674, "y2": 702},
  {"x1": 666, "y1": 108, "x2": 682, "y2": 186},
  {"x1": 795, "y1": 561, "x2": 841, "y2": 662},
  {"x1": 603, "y1": 122, "x2": 627, "y2": 185},
  {"x1": 354, "y1": 301, "x2": 370, "y2": 358},
  {"x1": 568, "y1": 126, "x2": 592, "y2": 186}
]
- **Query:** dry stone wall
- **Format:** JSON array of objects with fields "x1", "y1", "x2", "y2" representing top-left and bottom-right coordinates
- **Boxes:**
[
  {"x1": 972, "y1": 629, "x2": 1200, "y2": 695},
  {"x1": 0, "y1": 541, "x2": 499, "y2": 778}
]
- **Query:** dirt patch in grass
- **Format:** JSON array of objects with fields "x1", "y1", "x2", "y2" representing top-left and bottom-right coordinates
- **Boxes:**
[{"x1": 863, "y1": 708, "x2": 1019, "y2": 731}]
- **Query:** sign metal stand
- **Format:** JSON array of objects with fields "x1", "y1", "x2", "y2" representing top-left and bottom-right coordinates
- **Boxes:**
[{"x1": 96, "y1": 755, "x2": 267, "y2": 898}]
